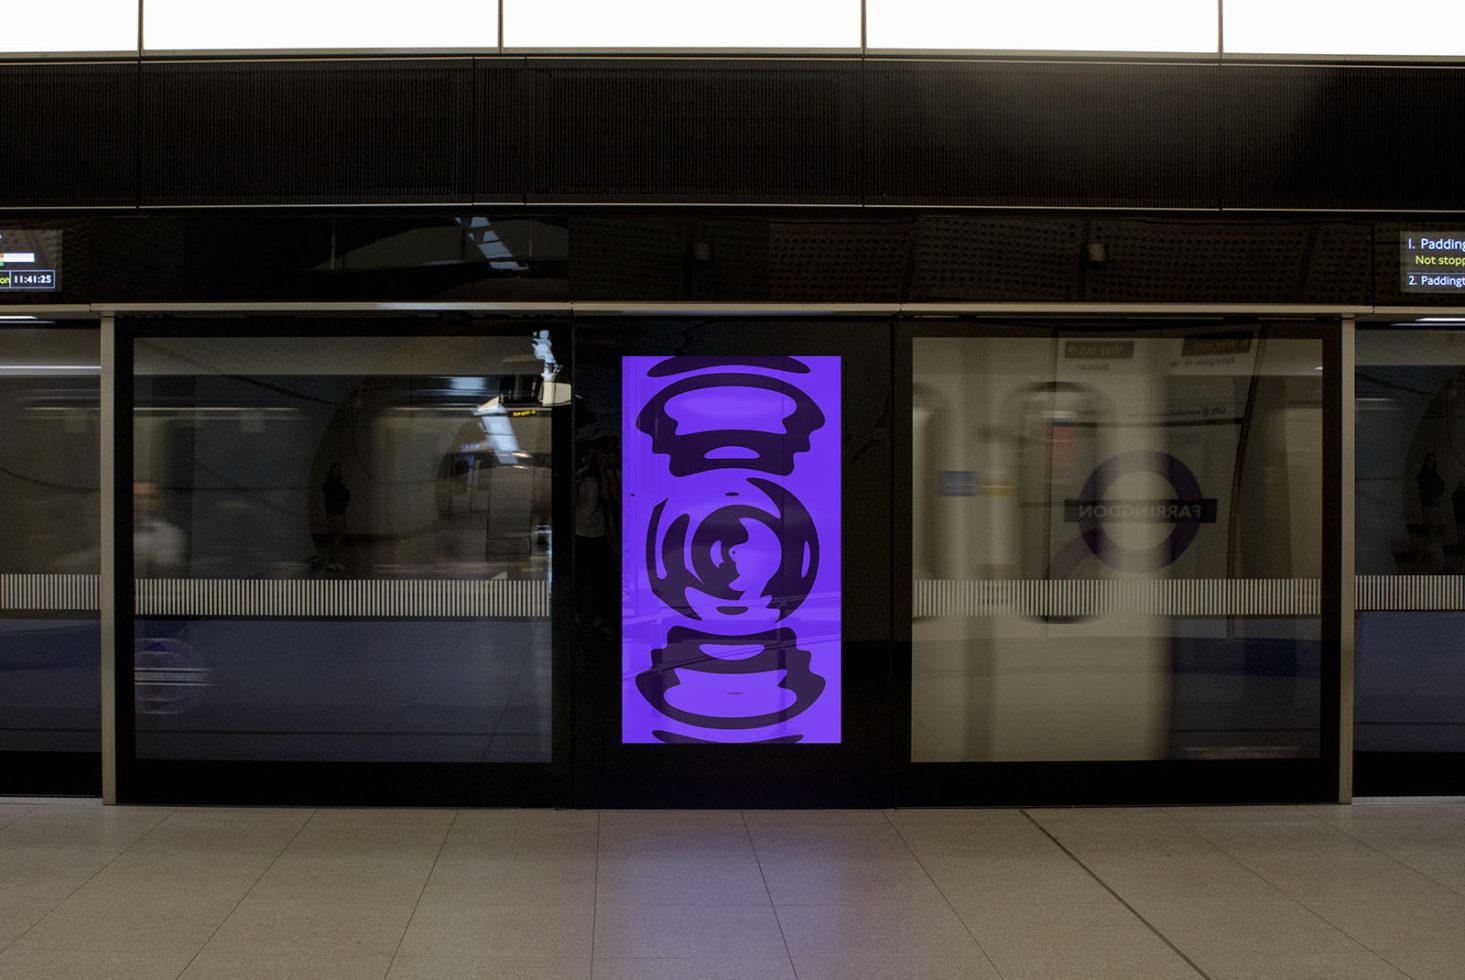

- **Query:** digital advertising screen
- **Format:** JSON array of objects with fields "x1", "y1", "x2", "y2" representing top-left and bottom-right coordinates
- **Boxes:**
[{"x1": 621, "y1": 355, "x2": 842, "y2": 744}]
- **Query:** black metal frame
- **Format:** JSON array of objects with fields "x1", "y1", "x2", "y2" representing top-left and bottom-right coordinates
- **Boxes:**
[
  {"x1": 890, "y1": 316, "x2": 1343, "y2": 806},
  {"x1": 570, "y1": 316, "x2": 895, "y2": 808},
  {"x1": 111, "y1": 314, "x2": 575, "y2": 806}
]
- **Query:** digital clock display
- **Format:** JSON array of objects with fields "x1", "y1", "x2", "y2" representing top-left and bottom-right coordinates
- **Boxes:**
[{"x1": 0, "y1": 229, "x2": 61, "y2": 293}]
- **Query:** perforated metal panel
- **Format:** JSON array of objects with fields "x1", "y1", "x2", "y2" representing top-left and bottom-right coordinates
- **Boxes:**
[
  {"x1": 474, "y1": 59, "x2": 526, "y2": 204},
  {"x1": 1224, "y1": 66, "x2": 1465, "y2": 212},
  {"x1": 528, "y1": 60, "x2": 861, "y2": 204},
  {"x1": 140, "y1": 60, "x2": 474, "y2": 206},
  {"x1": 0, "y1": 62, "x2": 137, "y2": 208},
  {"x1": 866, "y1": 61, "x2": 1220, "y2": 209},
  {"x1": 910, "y1": 217, "x2": 1085, "y2": 301},
  {"x1": 1085, "y1": 221, "x2": 1313, "y2": 303}
]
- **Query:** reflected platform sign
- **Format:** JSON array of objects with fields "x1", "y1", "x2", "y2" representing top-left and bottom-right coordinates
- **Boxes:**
[
  {"x1": 622, "y1": 355, "x2": 841, "y2": 744},
  {"x1": 1402, "y1": 233, "x2": 1465, "y2": 293},
  {"x1": 0, "y1": 229, "x2": 60, "y2": 292}
]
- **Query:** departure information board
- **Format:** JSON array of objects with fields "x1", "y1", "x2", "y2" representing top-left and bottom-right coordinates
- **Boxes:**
[
  {"x1": 1402, "y1": 233, "x2": 1465, "y2": 294},
  {"x1": 0, "y1": 229, "x2": 60, "y2": 292}
]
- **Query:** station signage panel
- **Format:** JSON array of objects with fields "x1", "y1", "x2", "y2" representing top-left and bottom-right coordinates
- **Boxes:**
[{"x1": 1402, "y1": 233, "x2": 1465, "y2": 294}]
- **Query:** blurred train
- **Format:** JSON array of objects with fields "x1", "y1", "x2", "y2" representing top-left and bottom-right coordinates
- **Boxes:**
[{"x1": 910, "y1": 329, "x2": 1324, "y2": 763}]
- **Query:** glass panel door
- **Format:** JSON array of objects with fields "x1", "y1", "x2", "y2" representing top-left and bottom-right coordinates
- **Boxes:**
[
  {"x1": 117, "y1": 319, "x2": 569, "y2": 804},
  {"x1": 0, "y1": 323, "x2": 101, "y2": 795},
  {"x1": 903, "y1": 321, "x2": 1333, "y2": 804},
  {"x1": 1354, "y1": 326, "x2": 1465, "y2": 794}
]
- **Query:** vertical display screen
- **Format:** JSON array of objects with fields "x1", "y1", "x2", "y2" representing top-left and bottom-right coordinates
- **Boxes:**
[{"x1": 622, "y1": 356, "x2": 841, "y2": 744}]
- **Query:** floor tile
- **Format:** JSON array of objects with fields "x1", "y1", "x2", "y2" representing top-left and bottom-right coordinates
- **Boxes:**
[
  {"x1": 1136, "y1": 896, "x2": 1366, "y2": 958},
  {"x1": 203, "y1": 894, "x2": 416, "y2": 955},
  {"x1": 775, "y1": 902, "x2": 980, "y2": 957},
  {"x1": 791, "y1": 952, "x2": 1004, "y2": 980},
  {"x1": 397, "y1": 901, "x2": 594, "y2": 958},
  {"x1": 1196, "y1": 951, "x2": 1411, "y2": 980},
  {"x1": 591, "y1": 957, "x2": 794, "y2": 980},
  {"x1": 743, "y1": 810, "x2": 892, "y2": 828},
  {"x1": 389, "y1": 955, "x2": 590, "y2": 980},
  {"x1": 12, "y1": 891, "x2": 236, "y2": 952},
  {"x1": 398, "y1": 954, "x2": 597, "y2": 980},
  {"x1": 0, "y1": 807, "x2": 34, "y2": 831},
  {"x1": 1381, "y1": 949, "x2": 1465, "y2": 980},
  {"x1": 180, "y1": 951, "x2": 393, "y2": 980},
  {"x1": 598, "y1": 810, "x2": 745, "y2": 828},
  {"x1": 594, "y1": 906, "x2": 787, "y2": 958},
  {"x1": 960, "y1": 900, "x2": 1161, "y2": 952},
  {"x1": 980, "y1": 943, "x2": 1204, "y2": 980},
  {"x1": 598, "y1": 826, "x2": 755, "y2": 863},
  {"x1": 1303, "y1": 895, "x2": 1465, "y2": 952},
  {"x1": 758, "y1": 856, "x2": 946, "y2": 907},
  {"x1": 442, "y1": 826, "x2": 599, "y2": 861},
  {"x1": 0, "y1": 947, "x2": 197, "y2": 980},
  {"x1": 748, "y1": 824, "x2": 914, "y2": 863},
  {"x1": 0, "y1": 898, "x2": 60, "y2": 948},
  {"x1": 422, "y1": 859, "x2": 597, "y2": 907},
  {"x1": 887, "y1": 808, "x2": 1029, "y2": 828},
  {"x1": 596, "y1": 860, "x2": 770, "y2": 907}
]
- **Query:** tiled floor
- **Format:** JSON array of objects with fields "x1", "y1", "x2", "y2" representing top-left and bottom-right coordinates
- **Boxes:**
[{"x1": 1, "y1": 799, "x2": 1464, "y2": 979}]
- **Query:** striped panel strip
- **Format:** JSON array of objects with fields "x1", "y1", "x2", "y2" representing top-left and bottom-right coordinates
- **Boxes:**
[
  {"x1": 1355, "y1": 575, "x2": 1465, "y2": 612},
  {"x1": 0, "y1": 573, "x2": 101, "y2": 612},
  {"x1": 134, "y1": 578, "x2": 550, "y2": 619},
  {"x1": 912, "y1": 578, "x2": 1322, "y2": 618}
]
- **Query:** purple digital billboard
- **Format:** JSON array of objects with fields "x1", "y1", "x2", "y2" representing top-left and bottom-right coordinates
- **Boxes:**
[{"x1": 622, "y1": 356, "x2": 841, "y2": 744}]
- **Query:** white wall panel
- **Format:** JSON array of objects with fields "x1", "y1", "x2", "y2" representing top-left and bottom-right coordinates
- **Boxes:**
[
  {"x1": 1225, "y1": 0, "x2": 1465, "y2": 56},
  {"x1": 503, "y1": 0, "x2": 860, "y2": 50},
  {"x1": 6, "y1": 0, "x2": 137, "y2": 54},
  {"x1": 143, "y1": 0, "x2": 497, "y2": 52},
  {"x1": 866, "y1": 0, "x2": 1218, "y2": 53}
]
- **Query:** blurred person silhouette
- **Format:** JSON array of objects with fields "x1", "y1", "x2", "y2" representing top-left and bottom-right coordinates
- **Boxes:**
[
  {"x1": 574, "y1": 440, "x2": 617, "y2": 635},
  {"x1": 133, "y1": 481, "x2": 184, "y2": 577},
  {"x1": 1417, "y1": 453, "x2": 1447, "y2": 569},
  {"x1": 322, "y1": 461, "x2": 351, "y2": 571}
]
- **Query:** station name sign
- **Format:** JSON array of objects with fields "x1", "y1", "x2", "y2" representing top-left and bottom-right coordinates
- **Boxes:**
[
  {"x1": 0, "y1": 230, "x2": 61, "y2": 292},
  {"x1": 1402, "y1": 233, "x2": 1465, "y2": 293}
]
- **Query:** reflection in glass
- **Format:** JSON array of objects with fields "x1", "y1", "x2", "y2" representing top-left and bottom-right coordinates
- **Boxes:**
[
  {"x1": 131, "y1": 331, "x2": 555, "y2": 763},
  {"x1": 0, "y1": 327, "x2": 101, "y2": 757},
  {"x1": 912, "y1": 329, "x2": 1323, "y2": 762},
  {"x1": 1355, "y1": 329, "x2": 1465, "y2": 754}
]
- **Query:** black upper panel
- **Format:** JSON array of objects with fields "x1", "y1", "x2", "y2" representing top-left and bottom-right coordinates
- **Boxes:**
[
  {"x1": 526, "y1": 60, "x2": 862, "y2": 204},
  {"x1": 140, "y1": 60, "x2": 474, "y2": 206},
  {"x1": 865, "y1": 61, "x2": 1220, "y2": 208},
  {"x1": 0, "y1": 62, "x2": 137, "y2": 209},
  {"x1": 1224, "y1": 65, "x2": 1465, "y2": 212}
]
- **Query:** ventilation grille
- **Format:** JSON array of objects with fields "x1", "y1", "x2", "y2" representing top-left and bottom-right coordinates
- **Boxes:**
[
  {"x1": 0, "y1": 63, "x2": 137, "y2": 208},
  {"x1": 1224, "y1": 66, "x2": 1465, "y2": 212},
  {"x1": 529, "y1": 61, "x2": 861, "y2": 203},
  {"x1": 866, "y1": 61, "x2": 1219, "y2": 208}
]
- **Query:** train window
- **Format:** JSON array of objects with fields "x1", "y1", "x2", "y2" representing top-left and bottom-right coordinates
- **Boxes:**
[
  {"x1": 129, "y1": 331, "x2": 555, "y2": 764},
  {"x1": 911, "y1": 327, "x2": 1323, "y2": 763}
]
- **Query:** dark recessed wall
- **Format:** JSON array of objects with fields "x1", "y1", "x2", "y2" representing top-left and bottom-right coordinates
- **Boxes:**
[{"x1": 4, "y1": 58, "x2": 1465, "y2": 212}]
